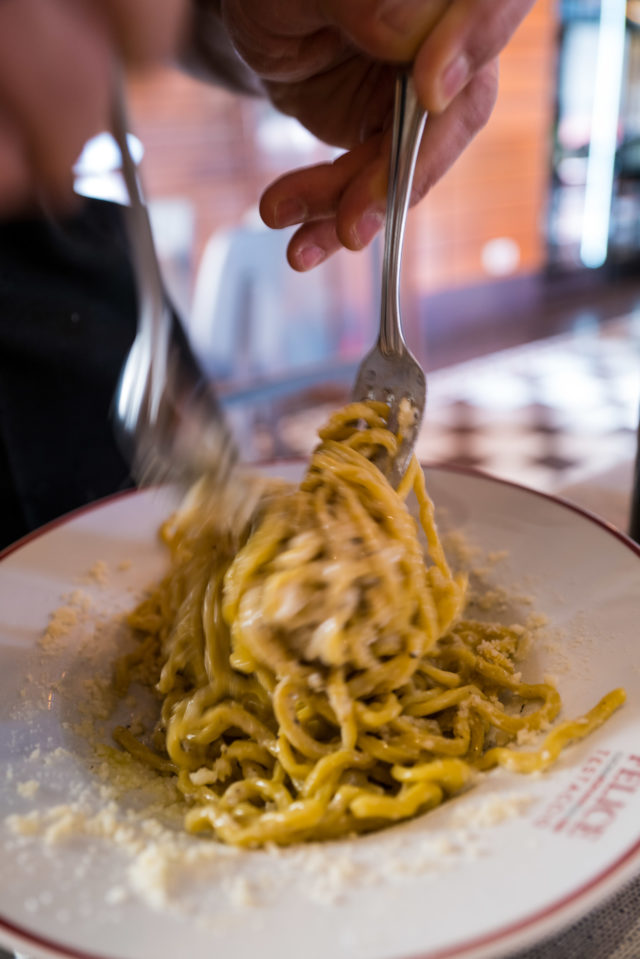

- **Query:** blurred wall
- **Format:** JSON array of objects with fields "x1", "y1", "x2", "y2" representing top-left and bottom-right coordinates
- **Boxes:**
[{"x1": 405, "y1": 0, "x2": 557, "y2": 296}]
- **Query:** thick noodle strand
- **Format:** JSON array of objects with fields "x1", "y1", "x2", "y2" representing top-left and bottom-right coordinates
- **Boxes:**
[{"x1": 114, "y1": 402, "x2": 625, "y2": 846}]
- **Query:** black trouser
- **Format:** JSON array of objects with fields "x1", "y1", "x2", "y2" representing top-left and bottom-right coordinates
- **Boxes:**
[{"x1": 0, "y1": 199, "x2": 136, "y2": 550}]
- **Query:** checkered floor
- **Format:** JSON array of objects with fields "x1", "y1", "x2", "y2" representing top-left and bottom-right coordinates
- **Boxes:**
[{"x1": 271, "y1": 313, "x2": 640, "y2": 496}]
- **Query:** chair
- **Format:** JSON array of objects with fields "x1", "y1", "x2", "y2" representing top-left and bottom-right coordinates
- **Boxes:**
[{"x1": 188, "y1": 212, "x2": 348, "y2": 384}]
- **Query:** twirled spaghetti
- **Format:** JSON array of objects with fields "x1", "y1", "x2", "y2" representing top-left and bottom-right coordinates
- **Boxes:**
[{"x1": 114, "y1": 401, "x2": 625, "y2": 846}]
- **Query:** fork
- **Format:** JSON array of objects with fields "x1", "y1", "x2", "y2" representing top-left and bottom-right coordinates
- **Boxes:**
[
  {"x1": 351, "y1": 70, "x2": 427, "y2": 488},
  {"x1": 111, "y1": 76, "x2": 238, "y2": 493}
]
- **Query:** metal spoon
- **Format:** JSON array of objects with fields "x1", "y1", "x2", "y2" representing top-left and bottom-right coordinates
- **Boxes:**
[{"x1": 111, "y1": 77, "x2": 238, "y2": 492}]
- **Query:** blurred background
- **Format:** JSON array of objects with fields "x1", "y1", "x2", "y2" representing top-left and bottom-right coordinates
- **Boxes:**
[{"x1": 76, "y1": 0, "x2": 640, "y2": 520}]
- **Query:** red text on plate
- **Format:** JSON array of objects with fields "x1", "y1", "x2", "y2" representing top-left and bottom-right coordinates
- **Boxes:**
[{"x1": 533, "y1": 751, "x2": 640, "y2": 840}]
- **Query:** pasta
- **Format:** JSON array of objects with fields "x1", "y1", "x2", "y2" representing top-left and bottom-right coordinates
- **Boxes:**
[{"x1": 114, "y1": 401, "x2": 625, "y2": 847}]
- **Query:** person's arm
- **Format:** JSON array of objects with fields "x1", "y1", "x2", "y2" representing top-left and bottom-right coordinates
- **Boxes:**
[
  {"x1": 0, "y1": 0, "x2": 188, "y2": 215},
  {"x1": 0, "y1": 0, "x2": 535, "y2": 272}
]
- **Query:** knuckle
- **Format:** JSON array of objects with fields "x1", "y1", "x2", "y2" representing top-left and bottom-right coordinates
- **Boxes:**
[
  {"x1": 461, "y1": 61, "x2": 499, "y2": 134},
  {"x1": 463, "y1": 0, "x2": 533, "y2": 73}
]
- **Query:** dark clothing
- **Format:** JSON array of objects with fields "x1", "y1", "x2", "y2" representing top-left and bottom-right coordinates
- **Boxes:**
[{"x1": 0, "y1": 199, "x2": 136, "y2": 550}]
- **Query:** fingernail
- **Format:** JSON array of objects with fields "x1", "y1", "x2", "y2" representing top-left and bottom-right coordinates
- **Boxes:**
[
  {"x1": 297, "y1": 245, "x2": 326, "y2": 270},
  {"x1": 352, "y1": 210, "x2": 384, "y2": 248},
  {"x1": 440, "y1": 53, "x2": 470, "y2": 107},
  {"x1": 273, "y1": 197, "x2": 306, "y2": 227}
]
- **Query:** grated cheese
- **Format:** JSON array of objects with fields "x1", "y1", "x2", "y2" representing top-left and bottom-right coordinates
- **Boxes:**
[
  {"x1": 1, "y1": 532, "x2": 560, "y2": 923},
  {"x1": 16, "y1": 779, "x2": 39, "y2": 799},
  {"x1": 450, "y1": 792, "x2": 534, "y2": 828}
]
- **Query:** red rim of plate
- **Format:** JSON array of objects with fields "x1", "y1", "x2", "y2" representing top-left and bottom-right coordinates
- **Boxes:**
[{"x1": 1, "y1": 463, "x2": 639, "y2": 959}]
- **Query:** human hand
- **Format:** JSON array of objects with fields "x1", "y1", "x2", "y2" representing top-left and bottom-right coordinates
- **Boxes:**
[
  {"x1": 220, "y1": 0, "x2": 536, "y2": 271},
  {"x1": 0, "y1": 0, "x2": 186, "y2": 214}
]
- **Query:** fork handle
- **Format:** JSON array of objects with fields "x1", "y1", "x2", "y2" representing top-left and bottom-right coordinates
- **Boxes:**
[
  {"x1": 379, "y1": 71, "x2": 427, "y2": 357},
  {"x1": 112, "y1": 70, "x2": 172, "y2": 422},
  {"x1": 112, "y1": 72, "x2": 164, "y2": 317}
]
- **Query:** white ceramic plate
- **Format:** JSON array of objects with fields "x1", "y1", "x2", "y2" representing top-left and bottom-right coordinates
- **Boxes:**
[{"x1": 1, "y1": 466, "x2": 640, "y2": 959}]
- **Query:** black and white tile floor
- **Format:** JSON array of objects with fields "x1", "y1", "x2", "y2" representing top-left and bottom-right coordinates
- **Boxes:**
[{"x1": 275, "y1": 313, "x2": 640, "y2": 497}]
